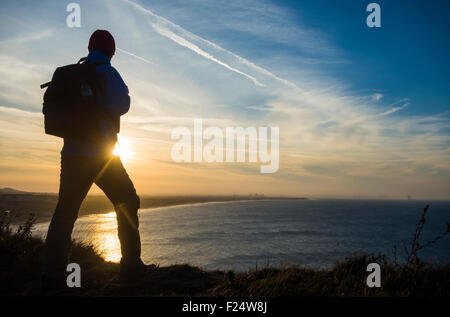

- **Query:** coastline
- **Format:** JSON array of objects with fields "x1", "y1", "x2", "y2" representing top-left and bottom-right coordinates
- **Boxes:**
[
  {"x1": 138, "y1": 197, "x2": 306, "y2": 213},
  {"x1": 0, "y1": 193, "x2": 307, "y2": 224},
  {"x1": 2, "y1": 195, "x2": 449, "y2": 297}
]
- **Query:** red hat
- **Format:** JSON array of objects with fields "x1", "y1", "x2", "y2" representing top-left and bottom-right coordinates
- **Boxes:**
[{"x1": 88, "y1": 30, "x2": 116, "y2": 59}]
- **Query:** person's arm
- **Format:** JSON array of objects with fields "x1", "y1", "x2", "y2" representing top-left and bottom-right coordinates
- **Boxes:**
[{"x1": 101, "y1": 66, "x2": 130, "y2": 116}]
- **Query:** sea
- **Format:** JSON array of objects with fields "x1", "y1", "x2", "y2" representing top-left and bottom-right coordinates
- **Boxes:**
[{"x1": 33, "y1": 199, "x2": 450, "y2": 271}]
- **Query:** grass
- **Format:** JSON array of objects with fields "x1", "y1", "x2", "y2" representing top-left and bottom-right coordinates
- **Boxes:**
[{"x1": 0, "y1": 207, "x2": 449, "y2": 297}]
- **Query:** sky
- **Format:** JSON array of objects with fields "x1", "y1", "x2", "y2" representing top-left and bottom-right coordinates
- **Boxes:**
[{"x1": 0, "y1": 0, "x2": 449, "y2": 199}]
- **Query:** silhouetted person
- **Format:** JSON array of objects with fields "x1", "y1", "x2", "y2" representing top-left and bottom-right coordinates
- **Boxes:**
[{"x1": 42, "y1": 30, "x2": 147, "y2": 291}]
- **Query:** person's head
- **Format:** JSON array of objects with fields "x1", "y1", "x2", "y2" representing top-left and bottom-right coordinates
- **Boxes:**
[{"x1": 88, "y1": 30, "x2": 116, "y2": 59}]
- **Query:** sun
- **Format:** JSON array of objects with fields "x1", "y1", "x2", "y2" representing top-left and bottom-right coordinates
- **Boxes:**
[{"x1": 113, "y1": 136, "x2": 133, "y2": 162}]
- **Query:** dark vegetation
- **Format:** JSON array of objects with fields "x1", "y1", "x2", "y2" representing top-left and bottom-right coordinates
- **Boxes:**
[{"x1": 0, "y1": 205, "x2": 449, "y2": 297}]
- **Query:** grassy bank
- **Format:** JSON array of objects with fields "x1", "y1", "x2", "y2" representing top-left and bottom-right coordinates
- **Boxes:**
[{"x1": 1, "y1": 214, "x2": 449, "y2": 297}]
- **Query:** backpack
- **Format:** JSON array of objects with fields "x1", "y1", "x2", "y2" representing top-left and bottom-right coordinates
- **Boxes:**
[{"x1": 41, "y1": 57, "x2": 108, "y2": 140}]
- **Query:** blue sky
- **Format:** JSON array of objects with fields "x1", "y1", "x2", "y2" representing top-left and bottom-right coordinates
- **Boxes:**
[
  {"x1": 148, "y1": 0, "x2": 450, "y2": 116},
  {"x1": 0, "y1": 0, "x2": 449, "y2": 199},
  {"x1": 300, "y1": 0, "x2": 450, "y2": 116}
]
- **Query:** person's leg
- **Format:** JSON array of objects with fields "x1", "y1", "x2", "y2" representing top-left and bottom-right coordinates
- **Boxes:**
[
  {"x1": 43, "y1": 156, "x2": 98, "y2": 287},
  {"x1": 94, "y1": 156, "x2": 142, "y2": 270}
]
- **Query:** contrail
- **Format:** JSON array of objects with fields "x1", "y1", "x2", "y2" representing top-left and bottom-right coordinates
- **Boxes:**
[
  {"x1": 346, "y1": 102, "x2": 409, "y2": 126},
  {"x1": 117, "y1": 47, "x2": 155, "y2": 65},
  {"x1": 377, "y1": 103, "x2": 409, "y2": 117},
  {"x1": 152, "y1": 24, "x2": 264, "y2": 87},
  {"x1": 120, "y1": 0, "x2": 298, "y2": 89}
]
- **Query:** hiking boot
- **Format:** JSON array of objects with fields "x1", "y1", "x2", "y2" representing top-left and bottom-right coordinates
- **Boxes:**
[{"x1": 119, "y1": 260, "x2": 156, "y2": 283}]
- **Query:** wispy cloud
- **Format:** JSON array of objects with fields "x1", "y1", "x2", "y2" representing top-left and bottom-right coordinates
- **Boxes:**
[
  {"x1": 151, "y1": 23, "x2": 264, "y2": 87},
  {"x1": 0, "y1": 105, "x2": 41, "y2": 117},
  {"x1": 377, "y1": 103, "x2": 409, "y2": 117},
  {"x1": 123, "y1": 0, "x2": 304, "y2": 90},
  {"x1": 121, "y1": 0, "x2": 265, "y2": 87},
  {"x1": 0, "y1": 0, "x2": 448, "y2": 198},
  {"x1": 371, "y1": 93, "x2": 384, "y2": 101},
  {"x1": 346, "y1": 101, "x2": 410, "y2": 125},
  {"x1": 117, "y1": 47, "x2": 155, "y2": 65}
]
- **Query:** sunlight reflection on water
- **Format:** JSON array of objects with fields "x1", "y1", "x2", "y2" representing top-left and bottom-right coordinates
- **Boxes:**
[
  {"x1": 35, "y1": 211, "x2": 122, "y2": 263},
  {"x1": 75, "y1": 212, "x2": 121, "y2": 262},
  {"x1": 33, "y1": 200, "x2": 450, "y2": 271}
]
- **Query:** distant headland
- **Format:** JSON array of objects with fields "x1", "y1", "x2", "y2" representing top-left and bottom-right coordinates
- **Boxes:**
[{"x1": 0, "y1": 187, "x2": 307, "y2": 223}]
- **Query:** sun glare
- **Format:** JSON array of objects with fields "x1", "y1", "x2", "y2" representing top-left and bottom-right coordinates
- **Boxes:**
[{"x1": 113, "y1": 136, "x2": 133, "y2": 162}]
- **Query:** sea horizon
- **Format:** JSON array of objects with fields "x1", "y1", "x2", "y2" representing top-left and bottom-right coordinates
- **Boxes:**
[{"x1": 33, "y1": 199, "x2": 450, "y2": 272}]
